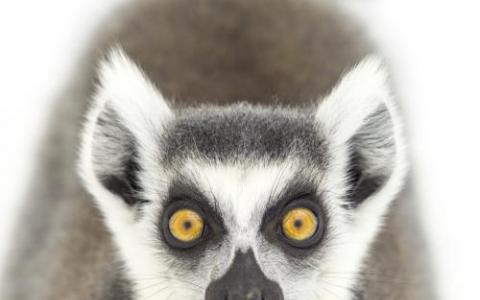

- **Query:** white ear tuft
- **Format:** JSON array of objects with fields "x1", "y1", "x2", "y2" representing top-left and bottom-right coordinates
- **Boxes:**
[
  {"x1": 96, "y1": 47, "x2": 173, "y2": 146},
  {"x1": 315, "y1": 56, "x2": 407, "y2": 209},
  {"x1": 79, "y1": 47, "x2": 173, "y2": 216},
  {"x1": 316, "y1": 56, "x2": 392, "y2": 145}
]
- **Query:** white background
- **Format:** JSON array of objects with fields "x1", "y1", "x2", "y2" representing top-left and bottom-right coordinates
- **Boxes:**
[{"x1": 0, "y1": 0, "x2": 478, "y2": 299}]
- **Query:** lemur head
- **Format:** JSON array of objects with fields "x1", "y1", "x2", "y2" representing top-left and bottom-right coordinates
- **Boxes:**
[{"x1": 79, "y1": 49, "x2": 406, "y2": 300}]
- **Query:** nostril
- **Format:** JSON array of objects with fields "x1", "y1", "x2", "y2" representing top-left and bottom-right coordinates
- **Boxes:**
[{"x1": 204, "y1": 251, "x2": 284, "y2": 300}]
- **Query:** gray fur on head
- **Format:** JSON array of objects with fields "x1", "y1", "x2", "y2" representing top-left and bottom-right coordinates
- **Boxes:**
[{"x1": 78, "y1": 49, "x2": 407, "y2": 300}]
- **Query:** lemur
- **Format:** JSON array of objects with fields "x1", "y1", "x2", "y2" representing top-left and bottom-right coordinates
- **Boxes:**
[{"x1": 1, "y1": 0, "x2": 435, "y2": 299}]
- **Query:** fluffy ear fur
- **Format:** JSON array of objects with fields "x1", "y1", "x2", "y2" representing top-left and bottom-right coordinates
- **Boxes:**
[
  {"x1": 79, "y1": 48, "x2": 173, "y2": 220},
  {"x1": 316, "y1": 57, "x2": 407, "y2": 210}
]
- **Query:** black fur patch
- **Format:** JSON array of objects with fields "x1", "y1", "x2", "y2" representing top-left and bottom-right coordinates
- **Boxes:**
[
  {"x1": 345, "y1": 151, "x2": 387, "y2": 207},
  {"x1": 100, "y1": 154, "x2": 145, "y2": 206},
  {"x1": 344, "y1": 105, "x2": 394, "y2": 207},
  {"x1": 94, "y1": 106, "x2": 146, "y2": 205}
]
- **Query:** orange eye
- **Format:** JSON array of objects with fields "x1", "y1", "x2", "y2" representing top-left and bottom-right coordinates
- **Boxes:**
[
  {"x1": 168, "y1": 209, "x2": 204, "y2": 243},
  {"x1": 282, "y1": 207, "x2": 318, "y2": 241}
]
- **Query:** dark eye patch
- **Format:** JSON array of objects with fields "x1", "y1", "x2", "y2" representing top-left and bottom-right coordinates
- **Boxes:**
[
  {"x1": 162, "y1": 201, "x2": 208, "y2": 249},
  {"x1": 157, "y1": 177, "x2": 226, "y2": 262},
  {"x1": 279, "y1": 199, "x2": 324, "y2": 248},
  {"x1": 260, "y1": 175, "x2": 328, "y2": 258}
]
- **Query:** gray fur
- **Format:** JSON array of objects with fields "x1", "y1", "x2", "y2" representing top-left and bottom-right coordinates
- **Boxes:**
[
  {"x1": 162, "y1": 104, "x2": 327, "y2": 165},
  {"x1": 1, "y1": 0, "x2": 435, "y2": 299}
]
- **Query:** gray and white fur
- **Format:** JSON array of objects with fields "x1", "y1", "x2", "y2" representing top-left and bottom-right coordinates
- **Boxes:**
[{"x1": 1, "y1": 0, "x2": 436, "y2": 299}]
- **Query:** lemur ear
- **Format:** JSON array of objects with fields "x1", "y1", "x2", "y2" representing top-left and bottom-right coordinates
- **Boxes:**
[
  {"x1": 316, "y1": 57, "x2": 406, "y2": 208},
  {"x1": 79, "y1": 48, "x2": 173, "y2": 220}
]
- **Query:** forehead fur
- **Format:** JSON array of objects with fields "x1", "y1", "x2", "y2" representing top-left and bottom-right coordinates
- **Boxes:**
[
  {"x1": 160, "y1": 104, "x2": 327, "y2": 165},
  {"x1": 168, "y1": 159, "x2": 325, "y2": 226}
]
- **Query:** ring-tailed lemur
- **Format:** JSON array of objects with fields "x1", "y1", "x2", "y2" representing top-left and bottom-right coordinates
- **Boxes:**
[{"x1": 1, "y1": 0, "x2": 435, "y2": 299}]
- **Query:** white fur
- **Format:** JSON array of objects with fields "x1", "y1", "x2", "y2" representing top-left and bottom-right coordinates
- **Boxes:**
[
  {"x1": 173, "y1": 160, "x2": 356, "y2": 300},
  {"x1": 316, "y1": 56, "x2": 392, "y2": 145},
  {"x1": 96, "y1": 48, "x2": 173, "y2": 145},
  {"x1": 312, "y1": 57, "x2": 408, "y2": 299},
  {"x1": 316, "y1": 56, "x2": 407, "y2": 247},
  {"x1": 78, "y1": 48, "x2": 179, "y2": 297},
  {"x1": 80, "y1": 47, "x2": 174, "y2": 214}
]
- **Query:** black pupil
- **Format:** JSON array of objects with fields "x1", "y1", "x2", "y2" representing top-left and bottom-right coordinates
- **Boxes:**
[
  {"x1": 183, "y1": 220, "x2": 192, "y2": 230},
  {"x1": 294, "y1": 219, "x2": 303, "y2": 229}
]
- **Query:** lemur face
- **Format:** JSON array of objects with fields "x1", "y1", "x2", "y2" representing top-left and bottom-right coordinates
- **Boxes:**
[{"x1": 79, "y1": 49, "x2": 406, "y2": 300}]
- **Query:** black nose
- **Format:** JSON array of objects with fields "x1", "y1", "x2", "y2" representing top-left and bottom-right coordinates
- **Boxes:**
[{"x1": 205, "y1": 250, "x2": 284, "y2": 300}]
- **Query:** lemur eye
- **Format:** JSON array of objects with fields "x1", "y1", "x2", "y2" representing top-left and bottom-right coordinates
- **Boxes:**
[
  {"x1": 282, "y1": 207, "x2": 318, "y2": 242},
  {"x1": 168, "y1": 209, "x2": 204, "y2": 243}
]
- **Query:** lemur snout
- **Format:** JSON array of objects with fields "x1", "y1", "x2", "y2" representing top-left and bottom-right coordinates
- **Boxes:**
[{"x1": 205, "y1": 250, "x2": 284, "y2": 300}]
